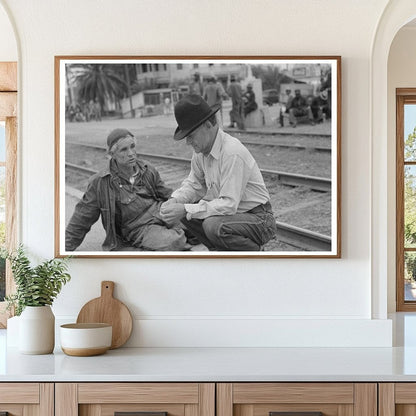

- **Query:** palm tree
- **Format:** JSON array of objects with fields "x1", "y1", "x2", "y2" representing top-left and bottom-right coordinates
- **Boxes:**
[
  {"x1": 75, "y1": 64, "x2": 128, "y2": 115},
  {"x1": 252, "y1": 65, "x2": 294, "y2": 90}
]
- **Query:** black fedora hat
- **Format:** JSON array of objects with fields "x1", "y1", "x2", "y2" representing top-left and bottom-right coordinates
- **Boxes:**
[{"x1": 173, "y1": 94, "x2": 221, "y2": 141}]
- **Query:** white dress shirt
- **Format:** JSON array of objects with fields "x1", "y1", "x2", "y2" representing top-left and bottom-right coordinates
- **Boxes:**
[{"x1": 171, "y1": 129, "x2": 270, "y2": 219}]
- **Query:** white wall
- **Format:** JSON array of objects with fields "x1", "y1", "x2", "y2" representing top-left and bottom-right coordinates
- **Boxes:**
[
  {"x1": 0, "y1": 0, "x2": 393, "y2": 347},
  {"x1": 0, "y1": 3, "x2": 16, "y2": 61},
  {"x1": 387, "y1": 26, "x2": 416, "y2": 312}
]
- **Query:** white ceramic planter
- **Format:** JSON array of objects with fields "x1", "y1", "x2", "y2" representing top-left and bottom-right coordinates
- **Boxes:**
[{"x1": 19, "y1": 305, "x2": 55, "y2": 354}]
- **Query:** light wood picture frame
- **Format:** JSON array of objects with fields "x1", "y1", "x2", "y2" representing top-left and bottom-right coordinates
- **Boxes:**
[{"x1": 55, "y1": 56, "x2": 341, "y2": 258}]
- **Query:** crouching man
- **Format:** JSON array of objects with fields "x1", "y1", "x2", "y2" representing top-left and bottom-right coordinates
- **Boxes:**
[
  {"x1": 66, "y1": 128, "x2": 187, "y2": 251},
  {"x1": 160, "y1": 95, "x2": 276, "y2": 251}
]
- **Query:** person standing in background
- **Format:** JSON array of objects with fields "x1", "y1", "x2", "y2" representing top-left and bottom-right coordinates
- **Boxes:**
[
  {"x1": 189, "y1": 72, "x2": 204, "y2": 96},
  {"x1": 227, "y1": 75, "x2": 245, "y2": 130},
  {"x1": 203, "y1": 76, "x2": 227, "y2": 127}
]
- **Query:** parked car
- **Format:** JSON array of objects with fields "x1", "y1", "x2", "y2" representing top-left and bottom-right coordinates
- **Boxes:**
[{"x1": 262, "y1": 89, "x2": 279, "y2": 106}]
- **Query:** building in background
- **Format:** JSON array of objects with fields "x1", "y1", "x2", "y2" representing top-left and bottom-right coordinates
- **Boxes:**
[{"x1": 135, "y1": 62, "x2": 245, "y2": 89}]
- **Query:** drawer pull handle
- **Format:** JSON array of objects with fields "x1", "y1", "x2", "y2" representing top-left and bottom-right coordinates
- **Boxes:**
[
  {"x1": 115, "y1": 413, "x2": 168, "y2": 416},
  {"x1": 270, "y1": 413, "x2": 323, "y2": 416}
]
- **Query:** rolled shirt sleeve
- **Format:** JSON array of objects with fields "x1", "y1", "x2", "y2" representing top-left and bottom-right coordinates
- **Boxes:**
[{"x1": 171, "y1": 156, "x2": 207, "y2": 204}]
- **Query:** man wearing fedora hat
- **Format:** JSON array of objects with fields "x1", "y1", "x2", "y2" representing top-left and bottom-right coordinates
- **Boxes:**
[
  {"x1": 65, "y1": 128, "x2": 188, "y2": 252},
  {"x1": 160, "y1": 94, "x2": 276, "y2": 251}
]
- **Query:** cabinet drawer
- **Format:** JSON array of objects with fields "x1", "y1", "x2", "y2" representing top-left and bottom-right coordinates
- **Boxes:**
[
  {"x1": 0, "y1": 383, "x2": 53, "y2": 415},
  {"x1": 56, "y1": 383, "x2": 215, "y2": 416},
  {"x1": 233, "y1": 383, "x2": 354, "y2": 404},
  {"x1": 0, "y1": 383, "x2": 39, "y2": 403},
  {"x1": 218, "y1": 383, "x2": 376, "y2": 416},
  {"x1": 379, "y1": 383, "x2": 416, "y2": 415},
  {"x1": 78, "y1": 383, "x2": 200, "y2": 404}
]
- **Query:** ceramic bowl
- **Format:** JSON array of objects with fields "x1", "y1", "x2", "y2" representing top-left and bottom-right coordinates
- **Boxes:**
[{"x1": 60, "y1": 323, "x2": 112, "y2": 356}]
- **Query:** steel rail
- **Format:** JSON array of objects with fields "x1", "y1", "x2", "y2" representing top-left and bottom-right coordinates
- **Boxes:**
[
  {"x1": 67, "y1": 141, "x2": 331, "y2": 192},
  {"x1": 260, "y1": 169, "x2": 330, "y2": 192},
  {"x1": 65, "y1": 162, "x2": 97, "y2": 176},
  {"x1": 275, "y1": 221, "x2": 331, "y2": 251},
  {"x1": 224, "y1": 128, "x2": 331, "y2": 139},
  {"x1": 240, "y1": 139, "x2": 331, "y2": 154}
]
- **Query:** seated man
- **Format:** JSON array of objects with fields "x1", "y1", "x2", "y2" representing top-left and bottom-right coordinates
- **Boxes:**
[
  {"x1": 65, "y1": 128, "x2": 187, "y2": 252},
  {"x1": 279, "y1": 89, "x2": 294, "y2": 127},
  {"x1": 287, "y1": 89, "x2": 314, "y2": 127},
  {"x1": 306, "y1": 95, "x2": 323, "y2": 123},
  {"x1": 242, "y1": 83, "x2": 258, "y2": 117},
  {"x1": 160, "y1": 95, "x2": 276, "y2": 251}
]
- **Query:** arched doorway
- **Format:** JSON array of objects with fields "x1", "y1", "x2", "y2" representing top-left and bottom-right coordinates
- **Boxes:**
[{"x1": 388, "y1": 16, "x2": 416, "y2": 312}]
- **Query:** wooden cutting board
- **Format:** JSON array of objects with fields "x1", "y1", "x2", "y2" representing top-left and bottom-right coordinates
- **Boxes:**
[{"x1": 76, "y1": 281, "x2": 133, "y2": 349}]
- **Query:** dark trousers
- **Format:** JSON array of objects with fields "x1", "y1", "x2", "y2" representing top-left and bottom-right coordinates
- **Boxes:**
[
  {"x1": 229, "y1": 102, "x2": 245, "y2": 129},
  {"x1": 182, "y1": 202, "x2": 276, "y2": 251}
]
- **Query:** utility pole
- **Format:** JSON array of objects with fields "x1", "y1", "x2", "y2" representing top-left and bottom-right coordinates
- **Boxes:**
[{"x1": 124, "y1": 65, "x2": 135, "y2": 118}]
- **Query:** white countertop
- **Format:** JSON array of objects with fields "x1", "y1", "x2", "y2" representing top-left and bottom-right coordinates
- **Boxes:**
[
  {"x1": 3, "y1": 313, "x2": 416, "y2": 382},
  {"x1": 2, "y1": 345, "x2": 416, "y2": 382}
]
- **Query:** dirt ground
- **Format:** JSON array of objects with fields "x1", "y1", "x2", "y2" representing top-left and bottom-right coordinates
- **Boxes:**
[{"x1": 63, "y1": 112, "x2": 334, "y2": 252}]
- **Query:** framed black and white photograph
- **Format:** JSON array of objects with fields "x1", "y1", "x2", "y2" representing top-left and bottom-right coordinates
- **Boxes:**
[{"x1": 55, "y1": 56, "x2": 341, "y2": 258}]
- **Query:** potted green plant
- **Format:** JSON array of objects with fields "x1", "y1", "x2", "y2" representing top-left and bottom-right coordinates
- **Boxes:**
[{"x1": 4, "y1": 245, "x2": 71, "y2": 354}]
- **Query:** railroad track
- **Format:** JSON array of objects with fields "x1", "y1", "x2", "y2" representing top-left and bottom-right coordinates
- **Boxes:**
[
  {"x1": 65, "y1": 162, "x2": 331, "y2": 252},
  {"x1": 240, "y1": 139, "x2": 331, "y2": 154},
  {"x1": 273, "y1": 222, "x2": 331, "y2": 251},
  {"x1": 66, "y1": 141, "x2": 331, "y2": 192},
  {"x1": 224, "y1": 128, "x2": 331, "y2": 139}
]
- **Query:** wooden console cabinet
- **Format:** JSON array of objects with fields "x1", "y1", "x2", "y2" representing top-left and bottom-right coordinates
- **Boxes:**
[{"x1": 5, "y1": 381, "x2": 416, "y2": 416}]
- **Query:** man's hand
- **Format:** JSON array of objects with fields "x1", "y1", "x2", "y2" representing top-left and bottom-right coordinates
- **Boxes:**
[
  {"x1": 160, "y1": 198, "x2": 177, "y2": 211},
  {"x1": 160, "y1": 202, "x2": 186, "y2": 225}
]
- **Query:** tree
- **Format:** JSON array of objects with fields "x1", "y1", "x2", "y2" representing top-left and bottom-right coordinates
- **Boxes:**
[
  {"x1": 405, "y1": 127, "x2": 416, "y2": 244},
  {"x1": 251, "y1": 65, "x2": 295, "y2": 90},
  {"x1": 405, "y1": 126, "x2": 416, "y2": 161},
  {"x1": 74, "y1": 64, "x2": 128, "y2": 115},
  {"x1": 405, "y1": 166, "x2": 416, "y2": 246},
  {"x1": 404, "y1": 126, "x2": 416, "y2": 280}
]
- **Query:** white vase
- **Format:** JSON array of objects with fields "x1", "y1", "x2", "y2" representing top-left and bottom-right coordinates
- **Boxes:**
[{"x1": 19, "y1": 306, "x2": 55, "y2": 354}]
